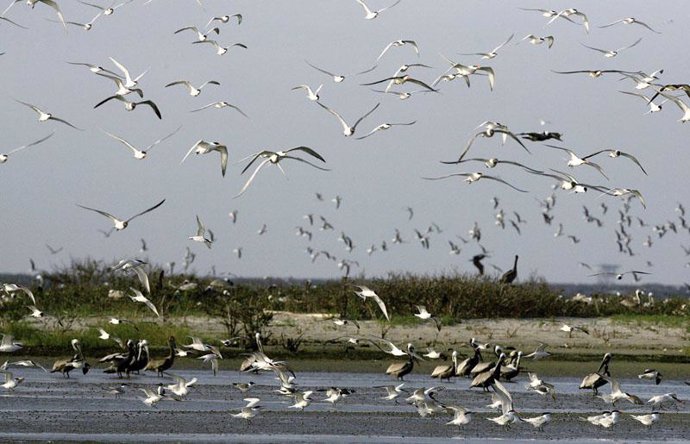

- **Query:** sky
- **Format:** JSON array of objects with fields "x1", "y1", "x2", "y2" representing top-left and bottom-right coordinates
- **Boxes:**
[{"x1": 0, "y1": 0, "x2": 689, "y2": 286}]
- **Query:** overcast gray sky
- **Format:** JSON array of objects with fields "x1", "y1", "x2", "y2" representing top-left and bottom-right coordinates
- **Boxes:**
[{"x1": 0, "y1": 0, "x2": 688, "y2": 286}]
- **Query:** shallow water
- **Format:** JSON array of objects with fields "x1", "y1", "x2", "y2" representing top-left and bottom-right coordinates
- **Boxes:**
[{"x1": 0, "y1": 367, "x2": 688, "y2": 442}]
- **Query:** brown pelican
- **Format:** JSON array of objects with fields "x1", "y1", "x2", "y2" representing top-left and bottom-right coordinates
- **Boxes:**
[
  {"x1": 126, "y1": 340, "x2": 149, "y2": 376},
  {"x1": 470, "y1": 353, "x2": 506, "y2": 391},
  {"x1": 101, "y1": 339, "x2": 136, "y2": 378},
  {"x1": 500, "y1": 351, "x2": 522, "y2": 381},
  {"x1": 51, "y1": 339, "x2": 90, "y2": 378},
  {"x1": 580, "y1": 353, "x2": 611, "y2": 394},
  {"x1": 456, "y1": 346, "x2": 482, "y2": 377},
  {"x1": 145, "y1": 336, "x2": 176, "y2": 377},
  {"x1": 499, "y1": 255, "x2": 519, "y2": 284},
  {"x1": 430, "y1": 350, "x2": 458, "y2": 381},
  {"x1": 386, "y1": 344, "x2": 422, "y2": 380}
]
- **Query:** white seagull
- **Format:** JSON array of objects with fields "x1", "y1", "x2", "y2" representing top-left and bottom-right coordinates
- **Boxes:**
[
  {"x1": 189, "y1": 215, "x2": 213, "y2": 248},
  {"x1": 165, "y1": 80, "x2": 220, "y2": 97},
  {"x1": 317, "y1": 102, "x2": 380, "y2": 136},
  {"x1": 355, "y1": 0, "x2": 401, "y2": 20}
]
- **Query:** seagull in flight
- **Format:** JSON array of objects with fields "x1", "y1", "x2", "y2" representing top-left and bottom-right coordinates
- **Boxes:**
[
  {"x1": 235, "y1": 146, "x2": 329, "y2": 197},
  {"x1": 0, "y1": 132, "x2": 54, "y2": 164},
  {"x1": 129, "y1": 288, "x2": 160, "y2": 317},
  {"x1": 181, "y1": 140, "x2": 229, "y2": 177},
  {"x1": 581, "y1": 149, "x2": 647, "y2": 175},
  {"x1": 317, "y1": 102, "x2": 380, "y2": 136},
  {"x1": 192, "y1": 40, "x2": 247, "y2": 56},
  {"x1": 77, "y1": 199, "x2": 166, "y2": 231},
  {"x1": 4, "y1": 0, "x2": 66, "y2": 29},
  {"x1": 15, "y1": 100, "x2": 82, "y2": 130},
  {"x1": 355, "y1": 0, "x2": 401, "y2": 20}
]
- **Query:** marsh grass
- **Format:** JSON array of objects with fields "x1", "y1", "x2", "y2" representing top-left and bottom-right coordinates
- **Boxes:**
[{"x1": 1, "y1": 260, "x2": 689, "y2": 354}]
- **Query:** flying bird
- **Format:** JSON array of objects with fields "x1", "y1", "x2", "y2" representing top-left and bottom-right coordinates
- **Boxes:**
[
  {"x1": 103, "y1": 126, "x2": 180, "y2": 160},
  {"x1": 235, "y1": 146, "x2": 329, "y2": 197},
  {"x1": 181, "y1": 140, "x2": 228, "y2": 177},
  {"x1": 15, "y1": 100, "x2": 82, "y2": 130},
  {"x1": 317, "y1": 102, "x2": 380, "y2": 136},
  {"x1": 352, "y1": 284, "x2": 389, "y2": 320},
  {"x1": 354, "y1": 0, "x2": 401, "y2": 20},
  {"x1": 77, "y1": 199, "x2": 166, "y2": 231},
  {"x1": 0, "y1": 132, "x2": 54, "y2": 164}
]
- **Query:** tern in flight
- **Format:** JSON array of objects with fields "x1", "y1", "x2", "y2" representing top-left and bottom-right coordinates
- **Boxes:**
[
  {"x1": 77, "y1": 199, "x2": 166, "y2": 231},
  {"x1": 165, "y1": 80, "x2": 220, "y2": 97},
  {"x1": 235, "y1": 146, "x2": 329, "y2": 197},
  {"x1": 355, "y1": 0, "x2": 401, "y2": 20},
  {"x1": 95, "y1": 95, "x2": 162, "y2": 119},
  {"x1": 599, "y1": 17, "x2": 660, "y2": 34},
  {"x1": 376, "y1": 39, "x2": 419, "y2": 62},
  {"x1": 317, "y1": 102, "x2": 380, "y2": 136},
  {"x1": 189, "y1": 215, "x2": 213, "y2": 248},
  {"x1": 352, "y1": 285, "x2": 389, "y2": 320},
  {"x1": 103, "y1": 126, "x2": 180, "y2": 159},
  {"x1": 580, "y1": 38, "x2": 642, "y2": 58},
  {"x1": 16, "y1": 100, "x2": 82, "y2": 130},
  {"x1": 4, "y1": 0, "x2": 66, "y2": 29},
  {"x1": 0, "y1": 132, "x2": 54, "y2": 164},
  {"x1": 460, "y1": 33, "x2": 514, "y2": 59},
  {"x1": 305, "y1": 60, "x2": 377, "y2": 83},
  {"x1": 181, "y1": 140, "x2": 229, "y2": 177},
  {"x1": 581, "y1": 148, "x2": 647, "y2": 175},
  {"x1": 192, "y1": 40, "x2": 247, "y2": 56},
  {"x1": 190, "y1": 101, "x2": 248, "y2": 117},
  {"x1": 423, "y1": 172, "x2": 528, "y2": 193}
]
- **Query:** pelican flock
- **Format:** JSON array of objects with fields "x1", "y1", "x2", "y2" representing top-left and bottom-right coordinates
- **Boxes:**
[{"x1": 0, "y1": 0, "x2": 689, "y2": 441}]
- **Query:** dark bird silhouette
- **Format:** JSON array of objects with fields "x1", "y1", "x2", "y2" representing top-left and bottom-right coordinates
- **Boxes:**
[
  {"x1": 471, "y1": 254, "x2": 487, "y2": 275},
  {"x1": 499, "y1": 255, "x2": 519, "y2": 284}
]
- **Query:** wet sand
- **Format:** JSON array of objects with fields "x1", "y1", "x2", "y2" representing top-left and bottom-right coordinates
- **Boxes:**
[{"x1": 0, "y1": 367, "x2": 688, "y2": 443}]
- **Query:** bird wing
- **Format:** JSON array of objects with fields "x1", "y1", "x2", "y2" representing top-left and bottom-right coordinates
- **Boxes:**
[
  {"x1": 109, "y1": 57, "x2": 133, "y2": 84},
  {"x1": 181, "y1": 141, "x2": 201, "y2": 164},
  {"x1": 285, "y1": 146, "x2": 326, "y2": 163},
  {"x1": 618, "y1": 151, "x2": 647, "y2": 175},
  {"x1": 482, "y1": 175, "x2": 528, "y2": 193},
  {"x1": 165, "y1": 80, "x2": 191, "y2": 88},
  {"x1": 305, "y1": 60, "x2": 335, "y2": 77},
  {"x1": 619, "y1": 38, "x2": 642, "y2": 52},
  {"x1": 147, "y1": 125, "x2": 182, "y2": 151},
  {"x1": 235, "y1": 158, "x2": 271, "y2": 197},
  {"x1": 77, "y1": 204, "x2": 119, "y2": 223},
  {"x1": 125, "y1": 199, "x2": 166, "y2": 223},
  {"x1": 491, "y1": 380, "x2": 513, "y2": 415},
  {"x1": 283, "y1": 155, "x2": 330, "y2": 171},
  {"x1": 376, "y1": 42, "x2": 395, "y2": 62},
  {"x1": 372, "y1": 295, "x2": 390, "y2": 320},
  {"x1": 493, "y1": 33, "x2": 515, "y2": 52},
  {"x1": 131, "y1": 266, "x2": 151, "y2": 294},
  {"x1": 317, "y1": 102, "x2": 350, "y2": 132},
  {"x1": 598, "y1": 19, "x2": 624, "y2": 28},
  {"x1": 352, "y1": 102, "x2": 381, "y2": 130},
  {"x1": 7, "y1": 132, "x2": 55, "y2": 155},
  {"x1": 139, "y1": 100, "x2": 162, "y2": 119},
  {"x1": 215, "y1": 145, "x2": 228, "y2": 176}
]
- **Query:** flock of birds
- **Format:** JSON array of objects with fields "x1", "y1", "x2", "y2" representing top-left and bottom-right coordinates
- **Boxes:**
[
  {"x1": 0, "y1": 327, "x2": 687, "y2": 433},
  {"x1": 0, "y1": 1, "x2": 689, "y2": 284},
  {"x1": 0, "y1": 0, "x2": 689, "y2": 438}
]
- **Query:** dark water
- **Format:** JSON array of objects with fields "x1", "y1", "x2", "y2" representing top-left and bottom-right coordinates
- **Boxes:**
[{"x1": 0, "y1": 367, "x2": 688, "y2": 442}]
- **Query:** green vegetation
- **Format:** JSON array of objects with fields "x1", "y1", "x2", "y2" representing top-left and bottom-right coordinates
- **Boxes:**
[{"x1": 1, "y1": 260, "x2": 688, "y2": 355}]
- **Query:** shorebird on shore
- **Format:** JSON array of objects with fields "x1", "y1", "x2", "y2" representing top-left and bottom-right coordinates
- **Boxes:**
[
  {"x1": 386, "y1": 344, "x2": 423, "y2": 380},
  {"x1": 580, "y1": 353, "x2": 611, "y2": 395}
]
